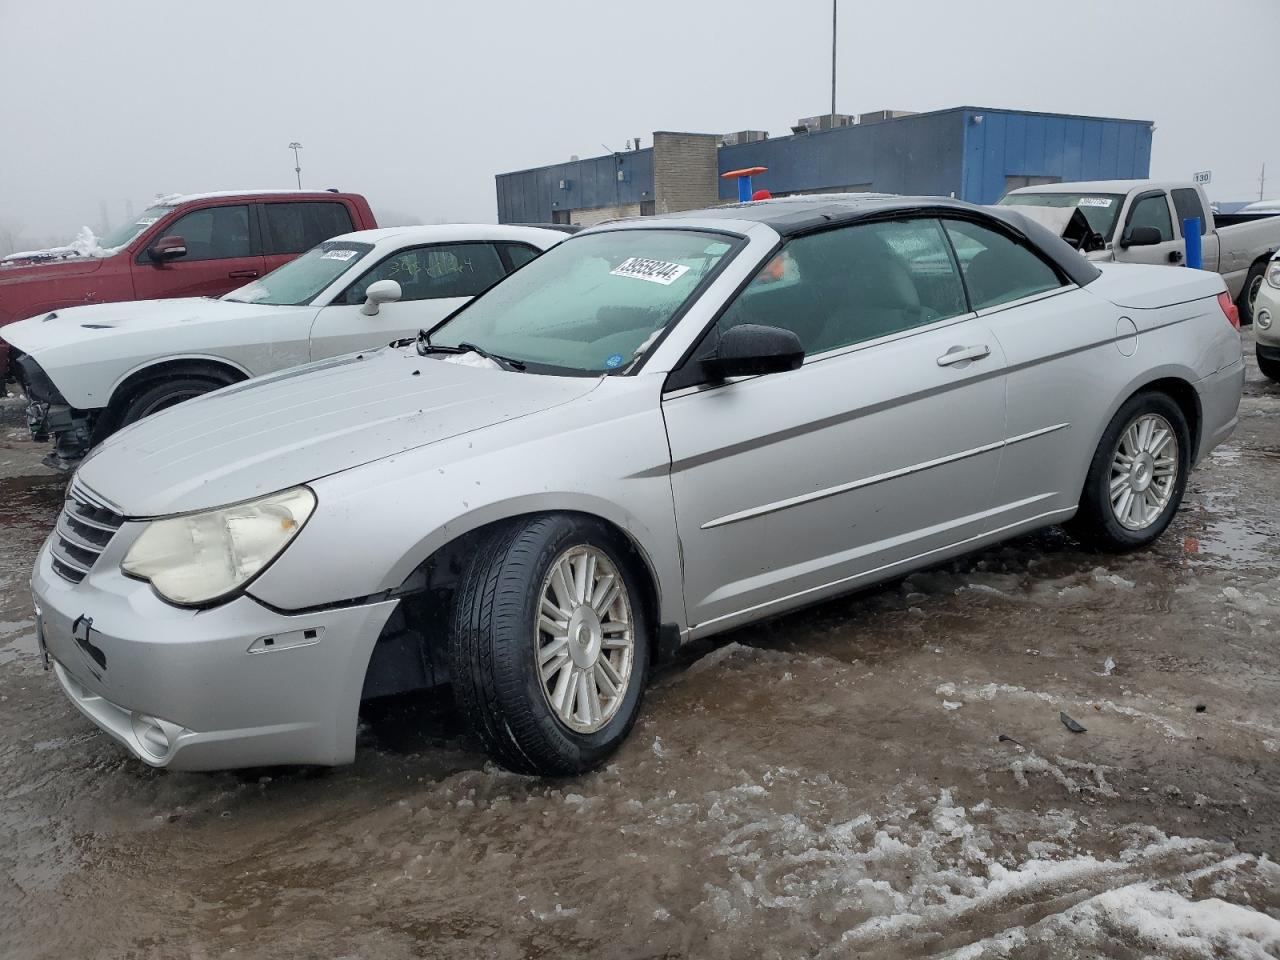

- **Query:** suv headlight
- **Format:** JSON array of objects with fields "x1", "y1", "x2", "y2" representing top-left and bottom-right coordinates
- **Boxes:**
[
  {"x1": 122, "y1": 486, "x2": 315, "y2": 606},
  {"x1": 1267, "y1": 259, "x2": 1280, "y2": 290}
]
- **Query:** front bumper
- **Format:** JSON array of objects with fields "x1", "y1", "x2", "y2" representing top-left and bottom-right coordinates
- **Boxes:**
[
  {"x1": 1257, "y1": 342, "x2": 1280, "y2": 364},
  {"x1": 32, "y1": 529, "x2": 399, "y2": 770}
]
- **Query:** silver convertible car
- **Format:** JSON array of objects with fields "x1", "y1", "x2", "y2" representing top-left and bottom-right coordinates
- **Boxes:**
[{"x1": 31, "y1": 195, "x2": 1243, "y2": 775}]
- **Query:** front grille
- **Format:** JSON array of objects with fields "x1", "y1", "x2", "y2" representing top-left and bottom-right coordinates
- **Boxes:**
[{"x1": 50, "y1": 482, "x2": 124, "y2": 583}]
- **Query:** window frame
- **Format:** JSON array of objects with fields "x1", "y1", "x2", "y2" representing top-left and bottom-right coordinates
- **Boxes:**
[
  {"x1": 333, "y1": 240, "x2": 507, "y2": 307},
  {"x1": 1121, "y1": 190, "x2": 1177, "y2": 245},
  {"x1": 258, "y1": 200, "x2": 356, "y2": 257},
  {"x1": 133, "y1": 201, "x2": 260, "y2": 265},
  {"x1": 664, "y1": 210, "x2": 1073, "y2": 393}
]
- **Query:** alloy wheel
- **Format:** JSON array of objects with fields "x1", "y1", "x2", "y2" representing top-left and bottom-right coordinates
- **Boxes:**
[
  {"x1": 1109, "y1": 413, "x2": 1179, "y2": 530},
  {"x1": 535, "y1": 545, "x2": 635, "y2": 733}
]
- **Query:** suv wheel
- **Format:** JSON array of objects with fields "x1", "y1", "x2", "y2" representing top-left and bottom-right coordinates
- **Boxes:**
[
  {"x1": 449, "y1": 514, "x2": 650, "y2": 775},
  {"x1": 1067, "y1": 392, "x2": 1190, "y2": 551}
]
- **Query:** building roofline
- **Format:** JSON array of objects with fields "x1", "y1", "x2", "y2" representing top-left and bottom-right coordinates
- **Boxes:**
[
  {"x1": 496, "y1": 146, "x2": 653, "y2": 179},
  {"x1": 496, "y1": 106, "x2": 1154, "y2": 180}
]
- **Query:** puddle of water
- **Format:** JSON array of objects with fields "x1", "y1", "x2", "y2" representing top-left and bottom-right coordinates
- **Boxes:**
[{"x1": 1196, "y1": 516, "x2": 1277, "y2": 567}]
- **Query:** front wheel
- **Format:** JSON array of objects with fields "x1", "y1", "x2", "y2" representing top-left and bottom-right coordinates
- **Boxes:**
[
  {"x1": 449, "y1": 514, "x2": 650, "y2": 775},
  {"x1": 1258, "y1": 347, "x2": 1280, "y2": 383},
  {"x1": 118, "y1": 376, "x2": 224, "y2": 428},
  {"x1": 1066, "y1": 392, "x2": 1191, "y2": 552}
]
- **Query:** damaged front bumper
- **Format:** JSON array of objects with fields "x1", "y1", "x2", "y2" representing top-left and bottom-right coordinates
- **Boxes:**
[
  {"x1": 14, "y1": 353, "x2": 95, "y2": 470},
  {"x1": 32, "y1": 526, "x2": 401, "y2": 770}
]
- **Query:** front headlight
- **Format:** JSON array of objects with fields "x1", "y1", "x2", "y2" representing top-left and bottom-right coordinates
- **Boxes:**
[
  {"x1": 1267, "y1": 259, "x2": 1280, "y2": 290},
  {"x1": 122, "y1": 486, "x2": 315, "y2": 606}
]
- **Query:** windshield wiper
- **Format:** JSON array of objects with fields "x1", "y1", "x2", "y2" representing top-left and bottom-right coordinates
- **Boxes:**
[
  {"x1": 457, "y1": 341, "x2": 526, "y2": 371},
  {"x1": 414, "y1": 332, "x2": 525, "y2": 371}
]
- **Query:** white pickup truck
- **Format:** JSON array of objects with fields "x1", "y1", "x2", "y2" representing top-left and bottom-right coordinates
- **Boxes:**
[{"x1": 1000, "y1": 180, "x2": 1280, "y2": 324}]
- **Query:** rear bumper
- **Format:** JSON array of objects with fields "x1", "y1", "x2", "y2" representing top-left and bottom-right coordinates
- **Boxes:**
[
  {"x1": 32, "y1": 531, "x2": 399, "y2": 771},
  {"x1": 1195, "y1": 357, "x2": 1244, "y2": 463}
]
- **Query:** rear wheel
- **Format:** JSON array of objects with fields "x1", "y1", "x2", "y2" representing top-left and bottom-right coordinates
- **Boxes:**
[
  {"x1": 118, "y1": 376, "x2": 227, "y2": 428},
  {"x1": 1066, "y1": 392, "x2": 1190, "y2": 551},
  {"x1": 1238, "y1": 261, "x2": 1266, "y2": 326},
  {"x1": 449, "y1": 514, "x2": 650, "y2": 775}
]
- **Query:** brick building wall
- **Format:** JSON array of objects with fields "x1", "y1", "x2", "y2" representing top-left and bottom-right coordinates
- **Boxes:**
[
  {"x1": 569, "y1": 201, "x2": 643, "y2": 227},
  {"x1": 652, "y1": 131, "x2": 720, "y2": 215}
]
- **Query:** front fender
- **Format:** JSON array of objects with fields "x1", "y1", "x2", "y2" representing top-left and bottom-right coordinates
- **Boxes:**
[{"x1": 246, "y1": 378, "x2": 687, "y2": 629}]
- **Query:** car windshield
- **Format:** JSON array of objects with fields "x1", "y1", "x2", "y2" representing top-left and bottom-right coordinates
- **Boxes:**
[
  {"x1": 427, "y1": 229, "x2": 741, "y2": 374},
  {"x1": 224, "y1": 240, "x2": 374, "y2": 305},
  {"x1": 97, "y1": 205, "x2": 175, "y2": 250},
  {"x1": 999, "y1": 192, "x2": 1124, "y2": 237}
]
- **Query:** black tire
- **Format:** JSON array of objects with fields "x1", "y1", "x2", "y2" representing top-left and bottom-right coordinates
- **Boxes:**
[
  {"x1": 1237, "y1": 261, "x2": 1266, "y2": 327},
  {"x1": 1066, "y1": 391, "x2": 1191, "y2": 552},
  {"x1": 118, "y1": 376, "x2": 225, "y2": 428},
  {"x1": 449, "y1": 514, "x2": 651, "y2": 775},
  {"x1": 1258, "y1": 347, "x2": 1280, "y2": 383}
]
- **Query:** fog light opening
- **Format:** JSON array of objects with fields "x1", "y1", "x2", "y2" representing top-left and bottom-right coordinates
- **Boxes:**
[{"x1": 130, "y1": 713, "x2": 173, "y2": 759}]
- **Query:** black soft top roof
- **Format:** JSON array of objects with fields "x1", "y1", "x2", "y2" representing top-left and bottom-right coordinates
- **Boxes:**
[{"x1": 662, "y1": 194, "x2": 1102, "y2": 288}]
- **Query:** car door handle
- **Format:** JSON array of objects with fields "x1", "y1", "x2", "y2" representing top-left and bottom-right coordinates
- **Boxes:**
[
  {"x1": 228, "y1": 269, "x2": 259, "y2": 279},
  {"x1": 937, "y1": 344, "x2": 991, "y2": 366}
]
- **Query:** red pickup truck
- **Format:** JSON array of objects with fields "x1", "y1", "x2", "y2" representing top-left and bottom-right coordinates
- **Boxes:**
[{"x1": 0, "y1": 190, "x2": 377, "y2": 377}]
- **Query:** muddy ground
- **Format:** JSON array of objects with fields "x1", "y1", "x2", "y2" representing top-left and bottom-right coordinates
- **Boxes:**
[{"x1": 2, "y1": 338, "x2": 1279, "y2": 959}]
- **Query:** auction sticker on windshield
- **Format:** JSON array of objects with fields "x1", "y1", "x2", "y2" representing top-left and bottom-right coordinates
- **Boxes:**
[
  {"x1": 1077, "y1": 197, "x2": 1113, "y2": 208},
  {"x1": 610, "y1": 257, "x2": 690, "y2": 285},
  {"x1": 321, "y1": 249, "x2": 359, "y2": 261}
]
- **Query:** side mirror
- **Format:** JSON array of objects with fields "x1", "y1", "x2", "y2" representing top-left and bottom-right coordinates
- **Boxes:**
[
  {"x1": 148, "y1": 235, "x2": 187, "y2": 262},
  {"x1": 361, "y1": 279, "x2": 402, "y2": 316},
  {"x1": 1121, "y1": 225, "x2": 1162, "y2": 248},
  {"x1": 702, "y1": 323, "x2": 804, "y2": 381}
]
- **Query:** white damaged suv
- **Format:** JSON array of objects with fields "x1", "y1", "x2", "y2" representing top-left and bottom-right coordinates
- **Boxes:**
[{"x1": 31, "y1": 196, "x2": 1243, "y2": 774}]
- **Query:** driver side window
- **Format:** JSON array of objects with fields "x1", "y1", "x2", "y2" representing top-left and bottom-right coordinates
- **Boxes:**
[
  {"x1": 341, "y1": 243, "x2": 505, "y2": 305},
  {"x1": 164, "y1": 205, "x2": 251, "y2": 262},
  {"x1": 714, "y1": 218, "x2": 967, "y2": 357},
  {"x1": 1126, "y1": 194, "x2": 1174, "y2": 242}
]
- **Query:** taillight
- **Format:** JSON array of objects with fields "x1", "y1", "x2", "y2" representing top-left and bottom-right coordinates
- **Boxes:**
[{"x1": 1218, "y1": 291, "x2": 1240, "y2": 330}]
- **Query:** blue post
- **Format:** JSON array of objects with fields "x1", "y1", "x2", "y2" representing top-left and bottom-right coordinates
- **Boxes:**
[
  {"x1": 736, "y1": 175, "x2": 752, "y2": 203},
  {"x1": 1183, "y1": 217, "x2": 1202, "y2": 269}
]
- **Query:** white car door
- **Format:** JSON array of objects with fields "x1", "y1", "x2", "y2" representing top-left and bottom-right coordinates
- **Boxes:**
[
  {"x1": 308, "y1": 242, "x2": 508, "y2": 361},
  {"x1": 1115, "y1": 191, "x2": 1184, "y2": 267},
  {"x1": 662, "y1": 217, "x2": 1007, "y2": 635}
]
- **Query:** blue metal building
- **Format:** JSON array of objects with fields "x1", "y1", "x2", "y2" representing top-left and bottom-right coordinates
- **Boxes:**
[{"x1": 495, "y1": 106, "x2": 1153, "y2": 225}]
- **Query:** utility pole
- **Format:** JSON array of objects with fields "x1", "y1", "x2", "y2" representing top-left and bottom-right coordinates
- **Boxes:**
[
  {"x1": 1261, "y1": 162, "x2": 1267, "y2": 202},
  {"x1": 289, "y1": 142, "x2": 303, "y2": 189},
  {"x1": 830, "y1": 0, "x2": 838, "y2": 128}
]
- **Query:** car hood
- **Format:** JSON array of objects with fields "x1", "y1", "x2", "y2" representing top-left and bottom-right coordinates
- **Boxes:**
[
  {"x1": 0, "y1": 297, "x2": 289, "y2": 353},
  {"x1": 0, "y1": 255, "x2": 107, "y2": 285},
  {"x1": 76, "y1": 347, "x2": 601, "y2": 517}
]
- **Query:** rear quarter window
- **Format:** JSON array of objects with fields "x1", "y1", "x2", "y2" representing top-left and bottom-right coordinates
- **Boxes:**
[{"x1": 1171, "y1": 189, "x2": 1209, "y2": 236}]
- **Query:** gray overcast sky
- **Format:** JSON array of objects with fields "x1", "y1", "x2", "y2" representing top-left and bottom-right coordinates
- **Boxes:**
[{"x1": 1, "y1": 0, "x2": 1274, "y2": 244}]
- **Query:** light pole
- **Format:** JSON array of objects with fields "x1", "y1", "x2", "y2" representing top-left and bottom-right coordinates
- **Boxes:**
[
  {"x1": 830, "y1": 0, "x2": 837, "y2": 128},
  {"x1": 289, "y1": 142, "x2": 303, "y2": 189}
]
